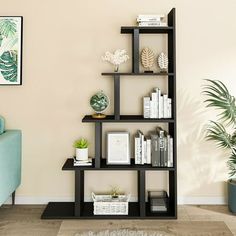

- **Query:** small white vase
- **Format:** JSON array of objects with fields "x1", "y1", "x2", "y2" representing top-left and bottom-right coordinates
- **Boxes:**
[{"x1": 76, "y1": 148, "x2": 88, "y2": 161}]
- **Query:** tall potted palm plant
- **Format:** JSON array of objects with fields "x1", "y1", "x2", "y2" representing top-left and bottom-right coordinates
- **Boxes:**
[{"x1": 203, "y1": 79, "x2": 236, "y2": 213}]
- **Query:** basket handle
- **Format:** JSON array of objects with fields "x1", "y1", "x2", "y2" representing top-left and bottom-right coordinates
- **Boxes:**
[{"x1": 92, "y1": 192, "x2": 96, "y2": 201}]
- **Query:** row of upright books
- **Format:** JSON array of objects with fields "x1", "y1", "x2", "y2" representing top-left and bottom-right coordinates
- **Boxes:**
[
  {"x1": 143, "y1": 88, "x2": 172, "y2": 119},
  {"x1": 137, "y1": 14, "x2": 167, "y2": 27},
  {"x1": 134, "y1": 127, "x2": 173, "y2": 167}
]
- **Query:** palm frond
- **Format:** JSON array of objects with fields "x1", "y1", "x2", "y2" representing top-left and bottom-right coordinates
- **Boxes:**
[
  {"x1": 231, "y1": 129, "x2": 236, "y2": 145},
  {"x1": 203, "y1": 79, "x2": 236, "y2": 125},
  {"x1": 206, "y1": 120, "x2": 233, "y2": 149},
  {"x1": 228, "y1": 150, "x2": 236, "y2": 177}
]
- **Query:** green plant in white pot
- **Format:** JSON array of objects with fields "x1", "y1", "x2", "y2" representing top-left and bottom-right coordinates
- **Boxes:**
[
  {"x1": 203, "y1": 79, "x2": 236, "y2": 213},
  {"x1": 73, "y1": 138, "x2": 89, "y2": 161}
]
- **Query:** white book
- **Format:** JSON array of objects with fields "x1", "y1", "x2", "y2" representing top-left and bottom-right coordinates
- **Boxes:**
[
  {"x1": 137, "y1": 130, "x2": 144, "y2": 164},
  {"x1": 167, "y1": 98, "x2": 172, "y2": 118},
  {"x1": 163, "y1": 94, "x2": 168, "y2": 118},
  {"x1": 154, "y1": 88, "x2": 161, "y2": 118},
  {"x1": 135, "y1": 136, "x2": 140, "y2": 164},
  {"x1": 151, "y1": 92, "x2": 157, "y2": 118},
  {"x1": 159, "y1": 95, "x2": 164, "y2": 118},
  {"x1": 150, "y1": 100, "x2": 155, "y2": 118},
  {"x1": 74, "y1": 158, "x2": 92, "y2": 166},
  {"x1": 146, "y1": 137, "x2": 151, "y2": 164},
  {"x1": 141, "y1": 134, "x2": 144, "y2": 165},
  {"x1": 137, "y1": 14, "x2": 165, "y2": 22},
  {"x1": 143, "y1": 140, "x2": 147, "y2": 164},
  {"x1": 143, "y1": 97, "x2": 150, "y2": 118},
  {"x1": 139, "y1": 22, "x2": 167, "y2": 27},
  {"x1": 167, "y1": 137, "x2": 173, "y2": 167}
]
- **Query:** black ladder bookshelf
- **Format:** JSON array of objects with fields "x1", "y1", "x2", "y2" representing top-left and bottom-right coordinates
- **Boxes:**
[{"x1": 42, "y1": 8, "x2": 177, "y2": 220}]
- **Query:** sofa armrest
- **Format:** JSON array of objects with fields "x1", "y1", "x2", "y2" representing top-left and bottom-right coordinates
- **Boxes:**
[{"x1": 0, "y1": 130, "x2": 22, "y2": 204}]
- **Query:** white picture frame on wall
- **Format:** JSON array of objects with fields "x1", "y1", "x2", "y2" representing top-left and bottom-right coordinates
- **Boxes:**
[{"x1": 106, "y1": 132, "x2": 130, "y2": 165}]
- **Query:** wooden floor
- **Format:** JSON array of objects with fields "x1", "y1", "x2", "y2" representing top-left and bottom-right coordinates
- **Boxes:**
[{"x1": 0, "y1": 205, "x2": 235, "y2": 235}]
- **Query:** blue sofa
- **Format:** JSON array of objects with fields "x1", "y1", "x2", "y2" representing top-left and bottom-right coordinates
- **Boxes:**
[{"x1": 0, "y1": 116, "x2": 21, "y2": 206}]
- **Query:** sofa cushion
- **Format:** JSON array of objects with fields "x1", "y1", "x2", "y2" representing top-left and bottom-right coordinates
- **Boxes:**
[{"x1": 0, "y1": 116, "x2": 5, "y2": 134}]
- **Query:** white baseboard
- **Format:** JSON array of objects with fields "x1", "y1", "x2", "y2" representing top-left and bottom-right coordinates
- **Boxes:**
[
  {"x1": 4, "y1": 196, "x2": 227, "y2": 205},
  {"x1": 178, "y1": 196, "x2": 227, "y2": 205}
]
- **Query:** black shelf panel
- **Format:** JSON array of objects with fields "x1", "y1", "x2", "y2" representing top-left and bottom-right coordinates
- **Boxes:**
[
  {"x1": 62, "y1": 158, "x2": 175, "y2": 171},
  {"x1": 82, "y1": 115, "x2": 175, "y2": 123},
  {"x1": 121, "y1": 26, "x2": 174, "y2": 34},
  {"x1": 41, "y1": 202, "x2": 176, "y2": 219},
  {"x1": 101, "y1": 72, "x2": 174, "y2": 76}
]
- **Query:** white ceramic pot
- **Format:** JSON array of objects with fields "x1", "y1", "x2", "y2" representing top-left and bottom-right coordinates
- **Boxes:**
[{"x1": 76, "y1": 148, "x2": 88, "y2": 161}]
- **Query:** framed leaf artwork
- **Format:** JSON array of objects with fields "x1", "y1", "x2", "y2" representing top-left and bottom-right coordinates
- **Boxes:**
[{"x1": 0, "y1": 16, "x2": 23, "y2": 85}]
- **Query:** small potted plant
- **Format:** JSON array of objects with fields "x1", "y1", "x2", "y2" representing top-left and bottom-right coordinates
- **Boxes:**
[
  {"x1": 73, "y1": 138, "x2": 89, "y2": 161},
  {"x1": 203, "y1": 79, "x2": 236, "y2": 213}
]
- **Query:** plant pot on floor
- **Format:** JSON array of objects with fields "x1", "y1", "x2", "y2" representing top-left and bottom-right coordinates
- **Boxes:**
[
  {"x1": 76, "y1": 148, "x2": 88, "y2": 161},
  {"x1": 228, "y1": 179, "x2": 236, "y2": 214}
]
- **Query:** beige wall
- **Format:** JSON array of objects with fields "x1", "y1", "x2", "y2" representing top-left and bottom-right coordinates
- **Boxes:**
[{"x1": 1, "y1": 0, "x2": 236, "y2": 203}]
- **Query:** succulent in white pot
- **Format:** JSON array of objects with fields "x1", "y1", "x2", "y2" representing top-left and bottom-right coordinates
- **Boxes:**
[{"x1": 73, "y1": 138, "x2": 89, "y2": 161}]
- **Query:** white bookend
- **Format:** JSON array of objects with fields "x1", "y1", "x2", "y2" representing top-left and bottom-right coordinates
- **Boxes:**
[
  {"x1": 150, "y1": 100, "x2": 155, "y2": 118},
  {"x1": 146, "y1": 137, "x2": 151, "y2": 164},
  {"x1": 159, "y1": 95, "x2": 164, "y2": 118},
  {"x1": 163, "y1": 94, "x2": 168, "y2": 118},
  {"x1": 167, "y1": 98, "x2": 172, "y2": 118},
  {"x1": 151, "y1": 92, "x2": 157, "y2": 118},
  {"x1": 143, "y1": 97, "x2": 150, "y2": 118},
  {"x1": 143, "y1": 140, "x2": 147, "y2": 164}
]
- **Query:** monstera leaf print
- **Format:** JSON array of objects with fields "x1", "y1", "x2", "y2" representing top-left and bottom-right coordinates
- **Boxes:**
[
  {"x1": 0, "y1": 50, "x2": 17, "y2": 82},
  {"x1": 0, "y1": 19, "x2": 17, "y2": 38}
]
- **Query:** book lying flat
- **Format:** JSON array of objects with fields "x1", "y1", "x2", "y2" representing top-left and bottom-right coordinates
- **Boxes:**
[{"x1": 74, "y1": 157, "x2": 92, "y2": 166}]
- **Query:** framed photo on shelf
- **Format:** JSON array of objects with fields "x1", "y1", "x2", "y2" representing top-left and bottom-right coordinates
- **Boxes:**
[
  {"x1": 0, "y1": 16, "x2": 23, "y2": 85},
  {"x1": 106, "y1": 132, "x2": 130, "y2": 165}
]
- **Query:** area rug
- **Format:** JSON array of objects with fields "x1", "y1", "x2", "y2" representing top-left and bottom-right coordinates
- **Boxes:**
[
  {"x1": 57, "y1": 221, "x2": 233, "y2": 236},
  {"x1": 75, "y1": 229, "x2": 170, "y2": 236}
]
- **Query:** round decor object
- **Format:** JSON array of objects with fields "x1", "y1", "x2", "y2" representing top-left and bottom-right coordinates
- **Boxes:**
[
  {"x1": 90, "y1": 91, "x2": 109, "y2": 118},
  {"x1": 141, "y1": 47, "x2": 155, "y2": 71}
]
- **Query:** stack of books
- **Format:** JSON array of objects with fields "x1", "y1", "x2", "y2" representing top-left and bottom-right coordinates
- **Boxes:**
[
  {"x1": 73, "y1": 157, "x2": 92, "y2": 166},
  {"x1": 137, "y1": 14, "x2": 167, "y2": 27},
  {"x1": 143, "y1": 88, "x2": 172, "y2": 119},
  {"x1": 134, "y1": 127, "x2": 173, "y2": 167}
]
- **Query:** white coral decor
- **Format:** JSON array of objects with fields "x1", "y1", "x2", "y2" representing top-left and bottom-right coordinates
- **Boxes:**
[{"x1": 102, "y1": 49, "x2": 129, "y2": 72}]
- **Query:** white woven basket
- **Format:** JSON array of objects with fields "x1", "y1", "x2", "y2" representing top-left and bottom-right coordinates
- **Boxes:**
[{"x1": 92, "y1": 192, "x2": 130, "y2": 215}]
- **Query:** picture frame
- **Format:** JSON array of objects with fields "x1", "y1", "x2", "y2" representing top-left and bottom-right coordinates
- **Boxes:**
[
  {"x1": 0, "y1": 16, "x2": 23, "y2": 85},
  {"x1": 106, "y1": 132, "x2": 130, "y2": 165}
]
